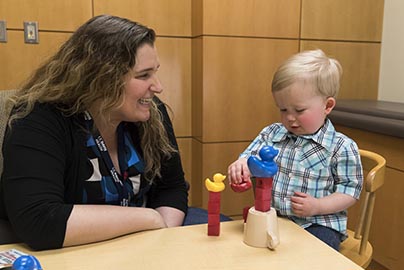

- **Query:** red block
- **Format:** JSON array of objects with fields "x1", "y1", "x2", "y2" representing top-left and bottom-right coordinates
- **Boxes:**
[
  {"x1": 255, "y1": 187, "x2": 271, "y2": 201},
  {"x1": 208, "y1": 202, "x2": 220, "y2": 214},
  {"x1": 255, "y1": 199, "x2": 271, "y2": 212},
  {"x1": 208, "y1": 214, "x2": 220, "y2": 225},
  {"x1": 209, "y1": 192, "x2": 221, "y2": 202},
  {"x1": 255, "y1": 177, "x2": 273, "y2": 189},
  {"x1": 208, "y1": 224, "x2": 220, "y2": 236}
]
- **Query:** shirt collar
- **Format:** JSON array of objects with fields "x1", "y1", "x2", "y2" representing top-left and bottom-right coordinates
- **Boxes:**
[{"x1": 271, "y1": 118, "x2": 335, "y2": 149}]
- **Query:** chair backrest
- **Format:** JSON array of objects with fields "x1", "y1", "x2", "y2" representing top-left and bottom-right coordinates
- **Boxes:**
[
  {"x1": 354, "y1": 149, "x2": 386, "y2": 254},
  {"x1": 0, "y1": 89, "x2": 17, "y2": 176}
]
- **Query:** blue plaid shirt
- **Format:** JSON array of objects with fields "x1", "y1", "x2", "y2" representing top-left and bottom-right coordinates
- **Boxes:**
[{"x1": 240, "y1": 119, "x2": 363, "y2": 238}]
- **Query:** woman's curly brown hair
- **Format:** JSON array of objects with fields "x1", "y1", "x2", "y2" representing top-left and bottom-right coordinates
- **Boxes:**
[{"x1": 7, "y1": 15, "x2": 176, "y2": 182}]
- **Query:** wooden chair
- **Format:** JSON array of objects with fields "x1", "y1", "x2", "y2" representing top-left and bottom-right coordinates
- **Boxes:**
[{"x1": 340, "y1": 149, "x2": 386, "y2": 268}]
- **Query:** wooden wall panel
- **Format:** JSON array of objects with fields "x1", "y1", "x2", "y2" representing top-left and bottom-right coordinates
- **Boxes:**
[
  {"x1": 370, "y1": 168, "x2": 404, "y2": 270},
  {"x1": 301, "y1": 41, "x2": 381, "y2": 100},
  {"x1": 0, "y1": 31, "x2": 70, "y2": 90},
  {"x1": 301, "y1": 0, "x2": 384, "y2": 41},
  {"x1": 191, "y1": 0, "x2": 203, "y2": 37},
  {"x1": 93, "y1": 0, "x2": 192, "y2": 37},
  {"x1": 0, "y1": 0, "x2": 92, "y2": 31},
  {"x1": 202, "y1": 0, "x2": 300, "y2": 38},
  {"x1": 191, "y1": 37, "x2": 203, "y2": 141},
  {"x1": 201, "y1": 37, "x2": 297, "y2": 142},
  {"x1": 201, "y1": 142, "x2": 253, "y2": 216},
  {"x1": 191, "y1": 139, "x2": 203, "y2": 207},
  {"x1": 156, "y1": 37, "x2": 191, "y2": 137}
]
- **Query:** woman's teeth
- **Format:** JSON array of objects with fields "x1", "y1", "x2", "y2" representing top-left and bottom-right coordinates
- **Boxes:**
[{"x1": 139, "y1": 98, "x2": 152, "y2": 105}]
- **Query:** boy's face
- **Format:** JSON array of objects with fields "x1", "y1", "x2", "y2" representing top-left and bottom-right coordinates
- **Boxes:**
[{"x1": 273, "y1": 79, "x2": 335, "y2": 135}]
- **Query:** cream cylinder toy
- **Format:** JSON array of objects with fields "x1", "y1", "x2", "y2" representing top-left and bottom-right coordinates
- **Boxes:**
[
  {"x1": 231, "y1": 146, "x2": 280, "y2": 250},
  {"x1": 243, "y1": 206, "x2": 279, "y2": 249}
]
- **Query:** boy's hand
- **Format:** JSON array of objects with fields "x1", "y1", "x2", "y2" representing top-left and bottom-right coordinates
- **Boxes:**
[
  {"x1": 227, "y1": 158, "x2": 251, "y2": 185},
  {"x1": 291, "y1": 191, "x2": 319, "y2": 217},
  {"x1": 292, "y1": 192, "x2": 356, "y2": 217}
]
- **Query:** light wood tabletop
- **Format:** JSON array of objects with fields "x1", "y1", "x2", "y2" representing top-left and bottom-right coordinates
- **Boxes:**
[{"x1": 0, "y1": 218, "x2": 363, "y2": 270}]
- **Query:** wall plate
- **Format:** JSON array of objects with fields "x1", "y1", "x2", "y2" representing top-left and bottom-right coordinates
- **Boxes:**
[
  {"x1": 0, "y1": 20, "x2": 7, "y2": 43},
  {"x1": 23, "y1": 21, "x2": 39, "y2": 44}
]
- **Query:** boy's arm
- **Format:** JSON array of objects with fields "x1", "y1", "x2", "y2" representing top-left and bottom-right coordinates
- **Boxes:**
[
  {"x1": 228, "y1": 128, "x2": 267, "y2": 185},
  {"x1": 292, "y1": 140, "x2": 362, "y2": 217},
  {"x1": 291, "y1": 192, "x2": 356, "y2": 217},
  {"x1": 232, "y1": 125, "x2": 281, "y2": 184},
  {"x1": 239, "y1": 124, "x2": 282, "y2": 159}
]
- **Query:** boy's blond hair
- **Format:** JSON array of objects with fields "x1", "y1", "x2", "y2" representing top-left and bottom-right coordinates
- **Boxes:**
[{"x1": 272, "y1": 49, "x2": 342, "y2": 98}]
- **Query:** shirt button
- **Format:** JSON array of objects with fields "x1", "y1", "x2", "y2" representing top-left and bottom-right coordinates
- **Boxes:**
[{"x1": 288, "y1": 173, "x2": 293, "y2": 178}]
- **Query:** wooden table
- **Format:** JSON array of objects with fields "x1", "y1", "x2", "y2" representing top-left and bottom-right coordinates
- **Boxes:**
[{"x1": 0, "y1": 218, "x2": 363, "y2": 270}]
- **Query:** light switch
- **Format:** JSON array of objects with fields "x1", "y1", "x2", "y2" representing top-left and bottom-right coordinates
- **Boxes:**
[
  {"x1": 24, "y1": 21, "x2": 39, "y2": 44},
  {"x1": 0, "y1": 20, "x2": 7, "y2": 43}
]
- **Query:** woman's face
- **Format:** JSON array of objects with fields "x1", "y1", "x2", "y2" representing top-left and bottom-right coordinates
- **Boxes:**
[{"x1": 111, "y1": 43, "x2": 163, "y2": 124}]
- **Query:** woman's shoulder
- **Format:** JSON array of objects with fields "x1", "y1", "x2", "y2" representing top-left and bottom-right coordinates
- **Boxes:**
[
  {"x1": 12, "y1": 103, "x2": 82, "y2": 134},
  {"x1": 17, "y1": 102, "x2": 63, "y2": 120}
]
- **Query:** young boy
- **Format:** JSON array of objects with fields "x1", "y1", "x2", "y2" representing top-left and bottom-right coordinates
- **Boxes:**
[{"x1": 227, "y1": 49, "x2": 363, "y2": 250}]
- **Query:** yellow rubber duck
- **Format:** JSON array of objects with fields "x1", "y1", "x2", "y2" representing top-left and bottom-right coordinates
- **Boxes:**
[{"x1": 205, "y1": 173, "x2": 226, "y2": 192}]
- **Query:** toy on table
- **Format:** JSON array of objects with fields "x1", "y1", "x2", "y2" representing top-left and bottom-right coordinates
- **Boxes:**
[
  {"x1": 247, "y1": 146, "x2": 278, "y2": 212},
  {"x1": 240, "y1": 146, "x2": 280, "y2": 249},
  {"x1": 12, "y1": 255, "x2": 42, "y2": 270},
  {"x1": 205, "y1": 173, "x2": 226, "y2": 236},
  {"x1": 230, "y1": 179, "x2": 252, "y2": 193}
]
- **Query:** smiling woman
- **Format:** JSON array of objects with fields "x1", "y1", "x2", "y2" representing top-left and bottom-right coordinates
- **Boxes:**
[{"x1": 0, "y1": 15, "x2": 189, "y2": 250}]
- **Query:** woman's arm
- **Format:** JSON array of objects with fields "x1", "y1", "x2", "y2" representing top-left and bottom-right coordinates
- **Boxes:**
[
  {"x1": 64, "y1": 205, "x2": 166, "y2": 247},
  {"x1": 2, "y1": 105, "x2": 75, "y2": 250},
  {"x1": 156, "y1": 206, "x2": 185, "y2": 227}
]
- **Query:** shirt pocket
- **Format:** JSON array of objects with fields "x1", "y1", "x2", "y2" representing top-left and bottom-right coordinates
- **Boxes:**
[
  {"x1": 299, "y1": 142, "x2": 331, "y2": 171},
  {"x1": 295, "y1": 144, "x2": 333, "y2": 196}
]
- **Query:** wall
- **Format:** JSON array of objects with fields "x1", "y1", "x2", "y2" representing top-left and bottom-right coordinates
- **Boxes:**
[{"x1": 378, "y1": 0, "x2": 404, "y2": 102}]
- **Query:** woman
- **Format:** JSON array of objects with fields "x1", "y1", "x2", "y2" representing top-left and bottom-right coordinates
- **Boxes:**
[{"x1": 0, "y1": 15, "x2": 188, "y2": 250}]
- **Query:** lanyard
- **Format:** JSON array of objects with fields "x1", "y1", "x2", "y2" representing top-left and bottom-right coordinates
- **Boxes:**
[{"x1": 83, "y1": 111, "x2": 131, "y2": 206}]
